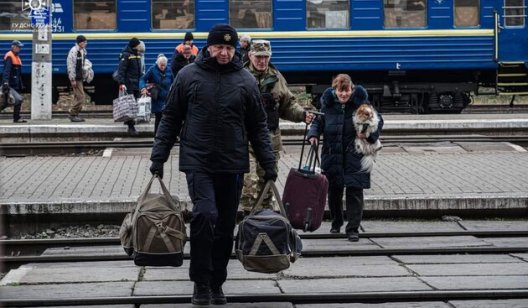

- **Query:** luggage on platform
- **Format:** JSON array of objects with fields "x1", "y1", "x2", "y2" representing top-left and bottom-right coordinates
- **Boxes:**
[
  {"x1": 235, "y1": 180, "x2": 302, "y2": 273},
  {"x1": 283, "y1": 124, "x2": 328, "y2": 232},
  {"x1": 119, "y1": 174, "x2": 186, "y2": 267},
  {"x1": 113, "y1": 90, "x2": 138, "y2": 122}
]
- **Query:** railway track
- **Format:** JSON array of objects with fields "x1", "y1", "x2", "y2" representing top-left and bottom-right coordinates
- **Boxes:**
[
  {"x1": 2, "y1": 135, "x2": 528, "y2": 156},
  {"x1": 2, "y1": 290, "x2": 528, "y2": 307},
  {"x1": 2, "y1": 104, "x2": 528, "y2": 120},
  {"x1": 3, "y1": 230, "x2": 527, "y2": 264},
  {"x1": 2, "y1": 231, "x2": 527, "y2": 307},
  {"x1": 3, "y1": 229, "x2": 528, "y2": 255}
]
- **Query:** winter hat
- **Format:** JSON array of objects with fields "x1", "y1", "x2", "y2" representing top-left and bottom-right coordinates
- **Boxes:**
[
  {"x1": 206, "y1": 24, "x2": 238, "y2": 48},
  {"x1": 76, "y1": 35, "x2": 87, "y2": 44},
  {"x1": 184, "y1": 32, "x2": 194, "y2": 41},
  {"x1": 129, "y1": 37, "x2": 141, "y2": 48}
]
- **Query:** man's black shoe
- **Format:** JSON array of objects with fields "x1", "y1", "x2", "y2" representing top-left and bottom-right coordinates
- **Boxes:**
[
  {"x1": 330, "y1": 227, "x2": 341, "y2": 234},
  {"x1": 348, "y1": 232, "x2": 359, "y2": 242},
  {"x1": 128, "y1": 126, "x2": 139, "y2": 137},
  {"x1": 192, "y1": 283, "x2": 211, "y2": 306},
  {"x1": 211, "y1": 285, "x2": 227, "y2": 305}
]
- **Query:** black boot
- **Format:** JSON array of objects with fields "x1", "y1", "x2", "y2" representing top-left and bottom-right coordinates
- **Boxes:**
[
  {"x1": 211, "y1": 285, "x2": 227, "y2": 305},
  {"x1": 127, "y1": 125, "x2": 139, "y2": 137},
  {"x1": 192, "y1": 283, "x2": 211, "y2": 306}
]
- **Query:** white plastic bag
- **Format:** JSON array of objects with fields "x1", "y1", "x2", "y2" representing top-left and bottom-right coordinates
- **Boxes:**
[{"x1": 136, "y1": 95, "x2": 151, "y2": 123}]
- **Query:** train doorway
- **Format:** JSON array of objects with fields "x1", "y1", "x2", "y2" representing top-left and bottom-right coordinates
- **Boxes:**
[{"x1": 496, "y1": 0, "x2": 527, "y2": 62}]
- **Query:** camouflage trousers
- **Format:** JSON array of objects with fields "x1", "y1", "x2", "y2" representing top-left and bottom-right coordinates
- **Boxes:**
[{"x1": 240, "y1": 149, "x2": 281, "y2": 212}]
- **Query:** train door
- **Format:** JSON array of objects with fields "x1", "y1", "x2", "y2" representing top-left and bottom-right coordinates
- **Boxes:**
[{"x1": 496, "y1": 0, "x2": 527, "y2": 61}]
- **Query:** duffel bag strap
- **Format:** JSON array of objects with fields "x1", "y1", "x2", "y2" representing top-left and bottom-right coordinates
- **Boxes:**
[
  {"x1": 164, "y1": 225, "x2": 187, "y2": 241},
  {"x1": 251, "y1": 180, "x2": 288, "y2": 218},
  {"x1": 249, "y1": 233, "x2": 281, "y2": 256},
  {"x1": 159, "y1": 230, "x2": 177, "y2": 252},
  {"x1": 142, "y1": 223, "x2": 185, "y2": 253},
  {"x1": 143, "y1": 225, "x2": 158, "y2": 252}
]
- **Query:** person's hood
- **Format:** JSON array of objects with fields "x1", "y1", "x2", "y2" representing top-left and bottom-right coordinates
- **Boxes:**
[{"x1": 322, "y1": 88, "x2": 340, "y2": 107}]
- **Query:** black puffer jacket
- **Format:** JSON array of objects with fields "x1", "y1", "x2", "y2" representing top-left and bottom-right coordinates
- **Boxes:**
[
  {"x1": 117, "y1": 45, "x2": 142, "y2": 92},
  {"x1": 307, "y1": 87, "x2": 383, "y2": 188},
  {"x1": 151, "y1": 48, "x2": 275, "y2": 174}
]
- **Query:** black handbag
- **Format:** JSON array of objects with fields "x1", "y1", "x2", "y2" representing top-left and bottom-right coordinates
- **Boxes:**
[{"x1": 148, "y1": 84, "x2": 160, "y2": 101}]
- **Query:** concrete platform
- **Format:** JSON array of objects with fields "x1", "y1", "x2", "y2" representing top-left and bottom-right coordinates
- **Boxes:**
[{"x1": 1, "y1": 113, "x2": 528, "y2": 142}]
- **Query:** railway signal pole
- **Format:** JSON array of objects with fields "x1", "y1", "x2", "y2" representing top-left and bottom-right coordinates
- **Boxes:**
[{"x1": 29, "y1": 0, "x2": 52, "y2": 120}]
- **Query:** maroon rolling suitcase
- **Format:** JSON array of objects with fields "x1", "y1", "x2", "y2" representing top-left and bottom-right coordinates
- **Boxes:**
[{"x1": 283, "y1": 125, "x2": 328, "y2": 232}]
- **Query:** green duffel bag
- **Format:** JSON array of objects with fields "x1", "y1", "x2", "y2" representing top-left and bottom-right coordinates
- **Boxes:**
[{"x1": 119, "y1": 174, "x2": 187, "y2": 267}]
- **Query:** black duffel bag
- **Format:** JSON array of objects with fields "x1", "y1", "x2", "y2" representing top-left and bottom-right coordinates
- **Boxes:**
[{"x1": 235, "y1": 180, "x2": 302, "y2": 273}]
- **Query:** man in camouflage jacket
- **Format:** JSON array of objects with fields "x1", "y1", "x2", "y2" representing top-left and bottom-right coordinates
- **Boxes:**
[{"x1": 241, "y1": 40, "x2": 314, "y2": 212}]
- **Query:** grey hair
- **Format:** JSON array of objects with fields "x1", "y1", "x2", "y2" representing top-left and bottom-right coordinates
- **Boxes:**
[
  {"x1": 137, "y1": 40, "x2": 146, "y2": 53},
  {"x1": 240, "y1": 34, "x2": 251, "y2": 43},
  {"x1": 156, "y1": 54, "x2": 168, "y2": 65}
]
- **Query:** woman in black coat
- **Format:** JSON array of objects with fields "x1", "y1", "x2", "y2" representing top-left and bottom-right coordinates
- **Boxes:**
[{"x1": 308, "y1": 74, "x2": 383, "y2": 242}]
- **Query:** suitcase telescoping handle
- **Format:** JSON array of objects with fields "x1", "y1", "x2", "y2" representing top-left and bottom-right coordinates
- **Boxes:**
[{"x1": 298, "y1": 124, "x2": 321, "y2": 174}]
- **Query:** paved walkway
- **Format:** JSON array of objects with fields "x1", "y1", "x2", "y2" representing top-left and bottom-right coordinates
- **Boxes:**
[{"x1": 1, "y1": 141, "x2": 528, "y2": 215}]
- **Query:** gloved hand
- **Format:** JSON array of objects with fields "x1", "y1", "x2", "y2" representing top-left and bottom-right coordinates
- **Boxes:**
[
  {"x1": 263, "y1": 167, "x2": 278, "y2": 182},
  {"x1": 150, "y1": 161, "x2": 164, "y2": 179},
  {"x1": 119, "y1": 84, "x2": 127, "y2": 92},
  {"x1": 2, "y1": 83, "x2": 9, "y2": 94}
]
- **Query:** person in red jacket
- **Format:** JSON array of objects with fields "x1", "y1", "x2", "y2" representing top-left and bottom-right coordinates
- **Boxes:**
[{"x1": 2, "y1": 40, "x2": 27, "y2": 123}]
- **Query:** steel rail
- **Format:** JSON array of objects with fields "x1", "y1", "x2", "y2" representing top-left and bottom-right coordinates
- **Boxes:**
[
  {"x1": 3, "y1": 246, "x2": 528, "y2": 265},
  {"x1": 1, "y1": 290, "x2": 528, "y2": 307},
  {"x1": 1, "y1": 135, "x2": 528, "y2": 152},
  {"x1": 3, "y1": 229, "x2": 528, "y2": 248}
]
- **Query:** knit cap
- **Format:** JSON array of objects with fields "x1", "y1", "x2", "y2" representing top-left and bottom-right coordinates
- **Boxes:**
[{"x1": 206, "y1": 24, "x2": 238, "y2": 48}]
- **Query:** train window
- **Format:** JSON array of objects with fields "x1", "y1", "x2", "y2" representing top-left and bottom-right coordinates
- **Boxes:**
[
  {"x1": 152, "y1": 0, "x2": 195, "y2": 29},
  {"x1": 307, "y1": 0, "x2": 350, "y2": 29},
  {"x1": 0, "y1": 1, "x2": 28, "y2": 31},
  {"x1": 384, "y1": 0, "x2": 427, "y2": 28},
  {"x1": 454, "y1": 0, "x2": 479, "y2": 27},
  {"x1": 74, "y1": 0, "x2": 116, "y2": 30},
  {"x1": 229, "y1": 0, "x2": 272, "y2": 28},
  {"x1": 504, "y1": 0, "x2": 525, "y2": 27}
]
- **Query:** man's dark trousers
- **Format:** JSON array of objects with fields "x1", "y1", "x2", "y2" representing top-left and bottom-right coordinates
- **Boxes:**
[{"x1": 185, "y1": 171, "x2": 243, "y2": 288}]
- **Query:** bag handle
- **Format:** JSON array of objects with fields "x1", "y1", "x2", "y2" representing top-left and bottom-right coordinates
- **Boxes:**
[
  {"x1": 297, "y1": 123, "x2": 309, "y2": 171},
  {"x1": 303, "y1": 143, "x2": 321, "y2": 172},
  {"x1": 250, "y1": 180, "x2": 287, "y2": 218},
  {"x1": 136, "y1": 174, "x2": 181, "y2": 212}
]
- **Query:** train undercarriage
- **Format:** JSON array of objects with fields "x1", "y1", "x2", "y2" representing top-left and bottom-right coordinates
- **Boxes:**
[
  {"x1": 291, "y1": 69, "x2": 497, "y2": 114},
  {"x1": 41, "y1": 68, "x2": 504, "y2": 114}
]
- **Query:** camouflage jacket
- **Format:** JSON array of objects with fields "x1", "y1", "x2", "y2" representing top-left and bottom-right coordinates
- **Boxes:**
[{"x1": 245, "y1": 62, "x2": 305, "y2": 151}]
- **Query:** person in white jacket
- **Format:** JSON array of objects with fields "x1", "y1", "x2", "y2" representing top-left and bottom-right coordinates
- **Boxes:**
[{"x1": 66, "y1": 35, "x2": 88, "y2": 122}]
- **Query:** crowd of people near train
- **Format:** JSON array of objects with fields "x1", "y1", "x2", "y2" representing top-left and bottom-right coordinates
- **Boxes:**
[{"x1": 1, "y1": 24, "x2": 383, "y2": 306}]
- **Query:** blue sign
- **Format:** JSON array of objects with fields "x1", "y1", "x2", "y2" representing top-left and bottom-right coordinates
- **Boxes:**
[{"x1": 30, "y1": 6, "x2": 51, "y2": 26}]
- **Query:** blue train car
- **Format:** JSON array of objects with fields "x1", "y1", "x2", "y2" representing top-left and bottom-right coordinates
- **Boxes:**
[{"x1": 0, "y1": 0, "x2": 526, "y2": 113}]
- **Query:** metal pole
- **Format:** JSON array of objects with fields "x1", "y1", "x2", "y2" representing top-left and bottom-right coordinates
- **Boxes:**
[{"x1": 30, "y1": 0, "x2": 52, "y2": 120}]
